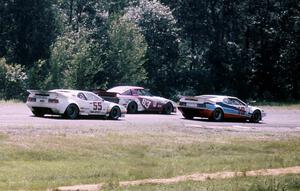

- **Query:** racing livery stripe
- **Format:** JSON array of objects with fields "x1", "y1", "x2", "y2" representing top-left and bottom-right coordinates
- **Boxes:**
[
  {"x1": 224, "y1": 113, "x2": 248, "y2": 119},
  {"x1": 217, "y1": 102, "x2": 240, "y2": 112}
]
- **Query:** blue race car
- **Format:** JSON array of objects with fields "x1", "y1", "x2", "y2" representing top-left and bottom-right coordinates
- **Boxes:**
[{"x1": 178, "y1": 95, "x2": 266, "y2": 122}]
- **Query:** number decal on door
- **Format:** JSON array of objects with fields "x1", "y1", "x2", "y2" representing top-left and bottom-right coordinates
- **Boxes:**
[
  {"x1": 141, "y1": 99, "x2": 151, "y2": 109},
  {"x1": 93, "y1": 102, "x2": 102, "y2": 111}
]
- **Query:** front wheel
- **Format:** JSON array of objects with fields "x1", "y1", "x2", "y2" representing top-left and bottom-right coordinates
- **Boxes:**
[
  {"x1": 211, "y1": 108, "x2": 224, "y2": 122},
  {"x1": 250, "y1": 110, "x2": 261, "y2": 123},
  {"x1": 64, "y1": 104, "x2": 79, "y2": 119},
  {"x1": 109, "y1": 106, "x2": 121, "y2": 120},
  {"x1": 162, "y1": 103, "x2": 173, "y2": 115}
]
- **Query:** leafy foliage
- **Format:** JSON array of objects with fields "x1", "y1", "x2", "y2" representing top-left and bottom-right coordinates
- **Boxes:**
[
  {"x1": 0, "y1": 58, "x2": 27, "y2": 100},
  {"x1": 106, "y1": 18, "x2": 147, "y2": 87},
  {"x1": 0, "y1": 0, "x2": 299, "y2": 100},
  {"x1": 0, "y1": 0, "x2": 58, "y2": 67},
  {"x1": 125, "y1": 0, "x2": 179, "y2": 96}
]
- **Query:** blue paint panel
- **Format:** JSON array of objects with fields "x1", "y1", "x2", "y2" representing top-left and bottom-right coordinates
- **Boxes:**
[
  {"x1": 217, "y1": 102, "x2": 240, "y2": 115},
  {"x1": 205, "y1": 103, "x2": 216, "y2": 110}
]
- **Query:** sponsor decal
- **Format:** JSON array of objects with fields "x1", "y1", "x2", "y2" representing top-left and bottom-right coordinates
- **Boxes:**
[
  {"x1": 90, "y1": 110, "x2": 101, "y2": 113},
  {"x1": 238, "y1": 107, "x2": 246, "y2": 115}
]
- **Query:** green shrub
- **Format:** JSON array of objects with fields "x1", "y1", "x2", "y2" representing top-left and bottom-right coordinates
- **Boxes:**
[{"x1": 0, "y1": 58, "x2": 28, "y2": 100}]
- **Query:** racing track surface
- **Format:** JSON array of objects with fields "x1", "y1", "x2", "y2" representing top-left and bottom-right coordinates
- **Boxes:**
[{"x1": 0, "y1": 103, "x2": 300, "y2": 138}]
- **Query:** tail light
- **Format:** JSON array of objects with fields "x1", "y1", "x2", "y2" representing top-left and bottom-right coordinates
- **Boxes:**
[
  {"x1": 48, "y1": 99, "x2": 59, "y2": 103},
  {"x1": 27, "y1": 97, "x2": 36, "y2": 102}
]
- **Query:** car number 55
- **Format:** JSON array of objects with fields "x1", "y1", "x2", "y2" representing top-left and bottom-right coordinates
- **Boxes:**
[{"x1": 93, "y1": 102, "x2": 102, "y2": 111}]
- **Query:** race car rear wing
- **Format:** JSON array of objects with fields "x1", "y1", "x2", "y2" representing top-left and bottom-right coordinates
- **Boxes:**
[
  {"x1": 27, "y1": 90, "x2": 59, "y2": 98},
  {"x1": 93, "y1": 89, "x2": 118, "y2": 97},
  {"x1": 181, "y1": 96, "x2": 209, "y2": 103},
  {"x1": 93, "y1": 89, "x2": 119, "y2": 104}
]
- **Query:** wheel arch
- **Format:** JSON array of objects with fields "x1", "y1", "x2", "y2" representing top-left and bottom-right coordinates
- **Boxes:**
[
  {"x1": 127, "y1": 101, "x2": 138, "y2": 113},
  {"x1": 210, "y1": 106, "x2": 224, "y2": 117},
  {"x1": 162, "y1": 102, "x2": 174, "y2": 114},
  {"x1": 253, "y1": 109, "x2": 262, "y2": 120},
  {"x1": 64, "y1": 102, "x2": 80, "y2": 114}
]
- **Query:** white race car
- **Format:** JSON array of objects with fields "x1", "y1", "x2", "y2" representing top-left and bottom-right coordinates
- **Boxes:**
[{"x1": 26, "y1": 89, "x2": 126, "y2": 120}]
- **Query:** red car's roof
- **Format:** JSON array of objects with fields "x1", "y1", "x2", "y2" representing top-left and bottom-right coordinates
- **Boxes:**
[{"x1": 107, "y1": 86, "x2": 144, "y2": 94}]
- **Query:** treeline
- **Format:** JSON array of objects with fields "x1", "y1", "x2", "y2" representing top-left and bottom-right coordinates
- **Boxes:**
[{"x1": 0, "y1": 0, "x2": 299, "y2": 101}]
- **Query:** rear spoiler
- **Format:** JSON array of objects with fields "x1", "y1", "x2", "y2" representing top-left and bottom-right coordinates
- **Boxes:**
[
  {"x1": 181, "y1": 96, "x2": 199, "y2": 101},
  {"x1": 27, "y1": 90, "x2": 58, "y2": 97},
  {"x1": 27, "y1": 90, "x2": 50, "y2": 94},
  {"x1": 180, "y1": 96, "x2": 212, "y2": 104},
  {"x1": 93, "y1": 89, "x2": 118, "y2": 97}
]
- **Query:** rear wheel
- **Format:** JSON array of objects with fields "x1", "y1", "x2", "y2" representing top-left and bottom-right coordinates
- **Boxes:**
[
  {"x1": 250, "y1": 110, "x2": 261, "y2": 123},
  {"x1": 109, "y1": 106, "x2": 121, "y2": 120},
  {"x1": 32, "y1": 110, "x2": 45, "y2": 117},
  {"x1": 127, "y1": 102, "x2": 138, "y2": 114},
  {"x1": 211, "y1": 108, "x2": 224, "y2": 122},
  {"x1": 162, "y1": 103, "x2": 173, "y2": 115},
  {"x1": 64, "y1": 104, "x2": 79, "y2": 119}
]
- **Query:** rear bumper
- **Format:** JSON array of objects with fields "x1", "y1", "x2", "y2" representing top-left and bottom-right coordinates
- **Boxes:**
[
  {"x1": 178, "y1": 107, "x2": 213, "y2": 118},
  {"x1": 26, "y1": 102, "x2": 65, "y2": 114}
]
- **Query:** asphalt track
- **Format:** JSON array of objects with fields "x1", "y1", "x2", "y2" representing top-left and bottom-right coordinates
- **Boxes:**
[{"x1": 0, "y1": 103, "x2": 300, "y2": 138}]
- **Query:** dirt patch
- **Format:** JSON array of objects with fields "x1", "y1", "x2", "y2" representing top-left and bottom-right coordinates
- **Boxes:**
[
  {"x1": 55, "y1": 166, "x2": 300, "y2": 191},
  {"x1": 53, "y1": 184, "x2": 103, "y2": 191}
]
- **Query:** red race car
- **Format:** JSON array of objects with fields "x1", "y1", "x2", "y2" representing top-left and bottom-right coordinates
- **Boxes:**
[{"x1": 95, "y1": 86, "x2": 176, "y2": 114}]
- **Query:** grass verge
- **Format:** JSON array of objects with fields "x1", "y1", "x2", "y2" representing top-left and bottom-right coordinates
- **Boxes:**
[
  {"x1": 116, "y1": 174, "x2": 300, "y2": 191},
  {"x1": 253, "y1": 101, "x2": 300, "y2": 109},
  {"x1": 0, "y1": 133, "x2": 300, "y2": 190},
  {"x1": 0, "y1": 99, "x2": 23, "y2": 104}
]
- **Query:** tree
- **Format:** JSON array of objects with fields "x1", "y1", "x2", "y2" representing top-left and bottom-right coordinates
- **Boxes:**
[
  {"x1": 1, "y1": 0, "x2": 58, "y2": 67},
  {"x1": 125, "y1": 0, "x2": 179, "y2": 97},
  {"x1": 105, "y1": 19, "x2": 147, "y2": 87},
  {"x1": 46, "y1": 29, "x2": 103, "y2": 90}
]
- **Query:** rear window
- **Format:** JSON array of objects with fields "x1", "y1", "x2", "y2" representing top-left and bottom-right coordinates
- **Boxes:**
[
  {"x1": 77, "y1": 93, "x2": 87, "y2": 100},
  {"x1": 122, "y1": 90, "x2": 132, "y2": 95},
  {"x1": 84, "y1": 93, "x2": 102, "y2": 101}
]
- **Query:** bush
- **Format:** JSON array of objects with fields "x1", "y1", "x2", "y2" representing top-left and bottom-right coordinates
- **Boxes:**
[{"x1": 0, "y1": 58, "x2": 28, "y2": 100}]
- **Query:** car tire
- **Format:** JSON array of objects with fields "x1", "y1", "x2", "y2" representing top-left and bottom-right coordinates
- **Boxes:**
[
  {"x1": 32, "y1": 110, "x2": 45, "y2": 117},
  {"x1": 162, "y1": 103, "x2": 173, "y2": 115},
  {"x1": 183, "y1": 112, "x2": 194, "y2": 120},
  {"x1": 127, "y1": 102, "x2": 138, "y2": 114},
  {"x1": 250, "y1": 110, "x2": 261, "y2": 123},
  {"x1": 109, "y1": 106, "x2": 121, "y2": 120},
  {"x1": 212, "y1": 108, "x2": 224, "y2": 122},
  {"x1": 64, "y1": 104, "x2": 79, "y2": 119}
]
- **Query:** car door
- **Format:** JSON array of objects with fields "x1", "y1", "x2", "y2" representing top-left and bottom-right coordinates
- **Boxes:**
[
  {"x1": 84, "y1": 92, "x2": 108, "y2": 115},
  {"x1": 137, "y1": 89, "x2": 153, "y2": 110},
  {"x1": 228, "y1": 98, "x2": 247, "y2": 117}
]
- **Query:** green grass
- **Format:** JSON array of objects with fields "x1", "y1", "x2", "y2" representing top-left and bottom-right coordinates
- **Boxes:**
[
  {"x1": 0, "y1": 99, "x2": 23, "y2": 104},
  {"x1": 253, "y1": 101, "x2": 300, "y2": 108},
  {"x1": 0, "y1": 133, "x2": 300, "y2": 190},
  {"x1": 116, "y1": 175, "x2": 300, "y2": 191}
]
